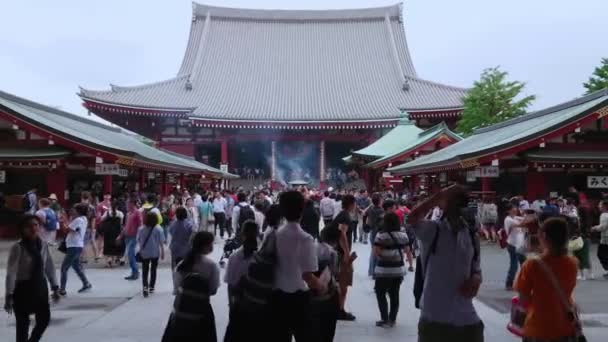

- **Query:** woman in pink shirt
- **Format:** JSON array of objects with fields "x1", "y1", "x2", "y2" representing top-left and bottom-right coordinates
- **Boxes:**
[{"x1": 119, "y1": 199, "x2": 141, "y2": 280}]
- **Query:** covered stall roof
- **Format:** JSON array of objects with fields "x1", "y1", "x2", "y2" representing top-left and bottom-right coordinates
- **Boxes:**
[
  {"x1": 80, "y1": 3, "x2": 466, "y2": 128},
  {"x1": 0, "y1": 146, "x2": 71, "y2": 160},
  {"x1": 349, "y1": 116, "x2": 424, "y2": 160},
  {"x1": 389, "y1": 89, "x2": 608, "y2": 175},
  {"x1": 0, "y1": 90, "x2": 234, "y2": 178}
]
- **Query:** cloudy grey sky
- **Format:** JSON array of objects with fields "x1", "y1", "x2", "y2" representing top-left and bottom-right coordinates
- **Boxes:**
[{"x1": 0, "y1": 0, "x2": 606, "y2": 116}]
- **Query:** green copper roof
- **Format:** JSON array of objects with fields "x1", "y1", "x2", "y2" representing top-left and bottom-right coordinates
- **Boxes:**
[
  {"x1": 351, "y1": 116, "x2": 423, "y2": 159},
  {"x1": 0, "y1": 146, "x2": 71, "y2": 159},
  {"x1": 0, "y1": 90, "x2": 235, "y2": 178},
  {"x1": 389, "y1": 89, "x2": 608, "y2": 175},
  {"x1": 365, "y1": 122, "x2": 461, "y2": 168}
]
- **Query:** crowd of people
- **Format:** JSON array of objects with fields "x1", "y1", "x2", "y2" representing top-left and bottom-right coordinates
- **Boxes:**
[{"x1": 3, "y1": 182, "x2": 604, "y2": 342}]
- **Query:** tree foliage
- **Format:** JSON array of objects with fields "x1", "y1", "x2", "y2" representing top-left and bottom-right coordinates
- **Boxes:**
[
  {"x1": 456, "y1": 67, "x2": 536, "y2": 136},
  {"x1": 584, "y1": 57, "x2": 608, "y2": 94}
]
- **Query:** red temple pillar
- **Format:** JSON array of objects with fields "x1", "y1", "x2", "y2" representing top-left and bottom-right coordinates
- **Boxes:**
[
  {"x1": 103, "y1": 175, "x2": 112, "y2": 195},
  {"x1": 481, "y1": 177, "x2": 491, "y2": 193},
  {"x1": 138, "y1": 169, "x2": 145, "y2": 192},
  {"x1": 319, "y1": 140, "x2": 326, "y2": 189},
  {"x1": 220, "y1": 140, "x2": 228, "y2": 165},
  {"x1": 179, "y1": 173, "x2": 186, "y2": 190},
  {"x1": 160, "y1": 171, "x2": 168, "y2": 197},
  {"x1": 46, "y1": 164, "x2": 67, "y2": 206},
  {"x1": 526, "y1": 169, "x2": 546, "y2": 201}
]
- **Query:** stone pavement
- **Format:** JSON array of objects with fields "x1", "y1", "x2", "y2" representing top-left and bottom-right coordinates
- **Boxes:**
[{"x1": 0, "y1": 240, "x2": 607, "y2": 341}]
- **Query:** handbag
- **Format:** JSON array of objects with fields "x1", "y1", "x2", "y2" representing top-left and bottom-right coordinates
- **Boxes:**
[
  {"x1": 536, "y1": 259, "x2": 587, "y2": 342},
  {"x1": 568, "y1": 236, "x2": 584, "y2": 252},
  {"x1": 135, "y1": 227, "x2": 155, "y2": 263}
]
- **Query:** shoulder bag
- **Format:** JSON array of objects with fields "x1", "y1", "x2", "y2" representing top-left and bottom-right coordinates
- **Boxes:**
[{"x1": 135, "y1": 227, "x2": 155, "y2": 263}]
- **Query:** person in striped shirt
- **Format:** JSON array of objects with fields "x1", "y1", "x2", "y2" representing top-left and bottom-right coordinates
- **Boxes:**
[{"x1": 373, "y1": 212, "x2": 409, "y2": 328}]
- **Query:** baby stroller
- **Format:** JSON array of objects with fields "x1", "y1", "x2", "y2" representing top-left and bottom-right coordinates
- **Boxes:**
[{"x1": 219, "y1": 237, "x2": 241, "y2": 268}]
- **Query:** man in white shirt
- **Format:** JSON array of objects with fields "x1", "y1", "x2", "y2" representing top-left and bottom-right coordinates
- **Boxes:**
[
  {"x1": 212, "y1": 191, "x2": 228, "y2": 238},
  {"x1": 60, "y1": 204, "x2": 92, "y2": 295},
  {"x1": 320, "y1": 191, "x2": 335, "y2": 227},
  {"x1": 272, "y1": 191, "x2": 326, "y2": 341},
  {"x1": 504, "y1": 204, "x2": 525, "y2": 289}
]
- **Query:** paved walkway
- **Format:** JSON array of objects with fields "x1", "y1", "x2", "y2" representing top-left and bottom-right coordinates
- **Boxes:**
[{"x1": 0, "y1": 240, "x2": 606, "y2": 341}]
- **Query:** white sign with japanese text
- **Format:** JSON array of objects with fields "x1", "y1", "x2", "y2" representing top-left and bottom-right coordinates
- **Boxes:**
[
  {"x1": 480, "y1": 166, "x2": 500, "y2": 178},
  {"x1": 587, "y1": 176, "x2": 608, "y2": 189},
  {"x1": 95, "y1": 164, "x2": 120, "y2": 175}
]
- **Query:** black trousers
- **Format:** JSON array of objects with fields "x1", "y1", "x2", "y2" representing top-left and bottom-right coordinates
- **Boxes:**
[
  {"x1": 142, "y1": 258, "x2": 159, "y2": 289},
  {"x1": 213, "y1": 212, "x2": 226, "y2": 237},
  {"x1": 271, "y1": 290, "x2": 315, "y2": 342},
  {"x1": 15, "y1": 305, "x2": 50, "y2": 342},
  {"x1": 311, "y1": 292, "x2": 339, "y2": 342},
  {"x1": 374, "y1": 277, "x2": 402, "y2": 322},
  {"x1": 598, "y1": 244, "x2": 608, "y2": 271}
]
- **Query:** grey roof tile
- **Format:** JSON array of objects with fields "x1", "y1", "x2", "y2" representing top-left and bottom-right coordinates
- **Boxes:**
[{"x1": 80, "y1": 3, "x2": 466, "y2": 123}]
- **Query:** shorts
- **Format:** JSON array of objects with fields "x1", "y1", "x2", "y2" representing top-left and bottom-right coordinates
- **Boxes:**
[{"x1": 338, "y1": 266, "x2": 353, "y2": 287}]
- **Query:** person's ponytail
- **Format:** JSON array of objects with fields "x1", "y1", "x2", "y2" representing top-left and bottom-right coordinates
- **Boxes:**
[{"x1": 241, "y1": 220, "x2": 259, "y2": 258}]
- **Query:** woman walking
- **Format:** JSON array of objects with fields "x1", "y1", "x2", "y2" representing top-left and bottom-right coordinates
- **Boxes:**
[
  {"x1": 162, "y1": 231, "x2": 219, "y2": 342},
  {"x1": 592, "y1": 200, "x2": 608, "y2": 278},
  {"x1": 137, "y1": 212, "x2": 165, "y2": 297},
  {"x1": 224, "y1": 220, "x2": 259, "y2": 342},
  {"x1": 373, "y1": 212, "x2": 409, "y2": 328},
  {"x1": 60, "y1": 204, "x2": 92, "y2": 295},
  {"x1": 5, "y1": 215, "x2": 60, "y2": 342},
  {"x1": 169, "y1": 207, "x2": 193, "y2": 269},
  {"x1": 98, "y1": 200, "x2": 125, "y2": 267},
  {"x1": 185, "y1": 198, "x2": 199, "y2": 229},
  {"x1": 514, "y1": 217, "x2": 580, "y2": 342}
]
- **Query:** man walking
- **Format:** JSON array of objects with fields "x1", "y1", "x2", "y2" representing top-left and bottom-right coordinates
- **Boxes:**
[
  {"x1": 320, "y1": 191, "x2": 335, "y2": 228},
  {"x1": 213, "y1": 191, "x2": 228, "y2": 238},
  {"x1": 121, "y1": 199, "x2": 141, "y2": 280}
]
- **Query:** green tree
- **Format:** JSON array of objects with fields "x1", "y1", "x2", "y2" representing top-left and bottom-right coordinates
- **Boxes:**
[
  {"x1": 456, "y1": 67, "x2": 536, "y2": 136},
  {"x1": 584, "y1": 57, "x2": 608, "y2": 94}
]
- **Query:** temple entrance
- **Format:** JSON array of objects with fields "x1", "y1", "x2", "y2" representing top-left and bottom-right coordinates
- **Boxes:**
[
  {"x1": 230, "y1": 141, "x2": 270, "y2": 179},
  {"x1": 196, "y1": 144, "x2": 220, "y2": 168}
]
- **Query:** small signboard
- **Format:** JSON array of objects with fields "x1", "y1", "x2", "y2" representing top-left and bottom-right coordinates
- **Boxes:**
[
  {"x1": 382, "y1": 171, "x2": 392, "y2": 178},
  {"x1": 118, "y1": 169, "x2": 129, "y2": 178},
  {"x1": 480, "y1": 166, "x2": 499, "y2": 178},
  {"x1": 220, "y1": 164, "x2": 229, "y2": 173},
  {"x1": 95, "y1": 164, "x2": 120, "y2": 175},
  {"x1": 587, "y1": 176, "x2": 608, "y2": 189},
  {"x1": 0, "y1": 170, "x2": 5, "y2": 183}
]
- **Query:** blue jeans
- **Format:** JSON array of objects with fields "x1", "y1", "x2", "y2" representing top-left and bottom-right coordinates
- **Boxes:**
[
  {"x1": 369, "y1": 230, "x2": 377, "y2": 277},
  {"x1": 125, "y1": 237, "x2": 139, "y2": 276},
  {"x1": 506, "y1": 244, "x2": 526, "y2": 287},
  {"x1": 60, "y1": 247, "x2": 89, "y2": 290}
]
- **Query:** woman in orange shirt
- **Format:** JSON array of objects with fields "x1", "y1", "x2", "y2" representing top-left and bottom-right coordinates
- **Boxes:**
[{"x1": 514, "y1": 217, "x2": 578, "y2": 342}]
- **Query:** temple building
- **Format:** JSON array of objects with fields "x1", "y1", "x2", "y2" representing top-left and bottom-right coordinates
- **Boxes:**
[
  {"x1": 389, "y1": 89, "x2": 608, "y2": 198},
  {"x1": 79, "y1": 3, "x2": 467, "y2": 187},
  {"x1": 345, "y1": 115, "x2": 461, "y2": 190}
]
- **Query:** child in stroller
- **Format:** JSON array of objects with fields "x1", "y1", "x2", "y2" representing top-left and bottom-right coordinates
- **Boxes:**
[{"x1": 219, "y1": 236, "x2": 241, "y2": 268}]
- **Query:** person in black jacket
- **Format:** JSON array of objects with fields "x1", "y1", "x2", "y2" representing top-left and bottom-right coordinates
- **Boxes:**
[{"x1": 301, "y1": 199, "x2": 320, "y2": 240}]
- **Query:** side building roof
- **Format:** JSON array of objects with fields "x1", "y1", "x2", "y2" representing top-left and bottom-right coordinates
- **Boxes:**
[
  {"x1": 350, "y1": 116, "x2": 424, "y2": 160},
  {"x1": 389, "y1": 89, "x2": 608, "y2": 175},
  {"x1": 80, "y1": 3, "x2": 466, "y2": 125},
  {"x1": 0, "y1": 90, "x2": 234, "y2": 178}
]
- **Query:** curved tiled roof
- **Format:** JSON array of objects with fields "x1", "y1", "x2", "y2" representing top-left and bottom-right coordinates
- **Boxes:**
[
  {"x1": 389, "y1": 89, "x2": 608, "y2": 175},
  {"x1": 0, "y1": 90, "x2": 234, "y2": 177},
  {"x1": 80, "y1": 3, "x2": 466, "y2": 123}
]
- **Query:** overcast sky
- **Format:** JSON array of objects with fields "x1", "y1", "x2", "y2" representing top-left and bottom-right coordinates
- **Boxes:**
[{"x1": 0, "y1": 0, "x2": 606, "y2": 117}]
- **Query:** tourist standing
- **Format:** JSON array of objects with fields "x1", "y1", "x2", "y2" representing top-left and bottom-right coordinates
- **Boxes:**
[
  {"x1": 408, "y1": 185, "x2": 483, "y2": 342},
  {"x1": 223, "y1": 220, "x2": 259, "y2": 342},
  {"x1": 5, "y1": 215, "x2": 60, "y2": 342},
  {"x1": 333, "y1": 194, "x2": 342, "y2": 219},
  {"x1": 271, "y1": 190, "x2": 326, "y2": 341},
  {"x1": 186, "y1": 197, "x2": 199, "y2": 228},
  {"x1": 225, "y1": 191, "x2": 236, "y2": 236},
  {"x1": 514, "y1": 217, "x2": 580, "y2": 342},
  {"x1": 142, "y1": 194, "x2": 163, "y2": 226},
  {"x1": 98, "y1": 200, "x2": 125, "y2": 267},
  {"x1": 504, "y1": 204, "x2": 526, "y2": 290},
  {"x1": 212, "y1": 191, "x2": 228, "y2": 238},
  {"x1": 168, "y1": 206, "x2": 193, "y2": 275},
  {"x1": 332, "y1": 194, "x2": 357, "y2": 321},
  {"x1": 231, "y1": 192, "x2": 255, "y2": 236},
  {"x1": 162, "y1": 231, "x2": 219, "y2": 342},
  {"x1": 301, "y1": 198, "x2": 320, "y2": 240},
  {"x1": 356, "y1": 190, "x2": 371, "y2": 243},
  {"x1": 478, "y1": 197, "x2": 498, "y2": 242},
  {"x1": 59, "y1": 204, "x2": 93, "y2": 295},
  {"x1": 198, "y1": 194, "x2": 213, "y2": 233},
  {"x1": 23, "y1": 185, "x2": 38, "y2": 215},
  {"x1": 35, "y1": 198, "x2": 58, "y2": 244},
  {"x1": 367, "y1": 193, "x2": 384, "y2": 277},
  {"x1": 137, "y1": 212, "x2": 165, "y2": 297},
  {"x1": 592, "y1": 200, "x2": 608, "y2": 278},
  {"x1": 80, "y1": 192, "x2": 99, "y2": 263},
  {"x1": 120, "y1": 199, "x2": 141, "y2": 280},
  {"x1": 320, "y1": 191, "x2": 335, "y2": 227},
  {"x1": 312, "y1": 226, "x2": 341, "y2": 342},
  {"x1": 373, "y1": 212, "x2": 408, "y2": 328}
]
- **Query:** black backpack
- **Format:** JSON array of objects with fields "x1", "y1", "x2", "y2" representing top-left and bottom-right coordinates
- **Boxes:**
[
  {"x1": 413, "y1": 218, "x2": 480, "y2": 309},
  {"x1": 238, "y1": 204, "x2": 255, "y2": 229},
  {"x1": 239, "y1": 229, "x2": 277, "y2": 310}
]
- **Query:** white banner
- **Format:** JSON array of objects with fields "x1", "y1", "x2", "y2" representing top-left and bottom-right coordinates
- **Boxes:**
[
  {"x1": 220, "y1": 164, "x2": 229, "y2": 173},
  {"x1": 95, "y1": 164, "x2": 120, "y2": 175},
  {"x1": 0, "y1": 170, "x2": 5, "y2": 183},
  {"x1": 588, "y1": 176, "x2": 608, "y2": 189}
]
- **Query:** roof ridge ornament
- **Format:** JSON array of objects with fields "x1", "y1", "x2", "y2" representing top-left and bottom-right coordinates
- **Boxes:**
[
  {"x1": 402, "y1": 79, "x2": 410, "y2": 91},
  {"x1": 185, "y1": 76, "x2": 193, "y2": 91},
  {"x1": 398, "y1": 110, "x2": 413, "y2": 125}
]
